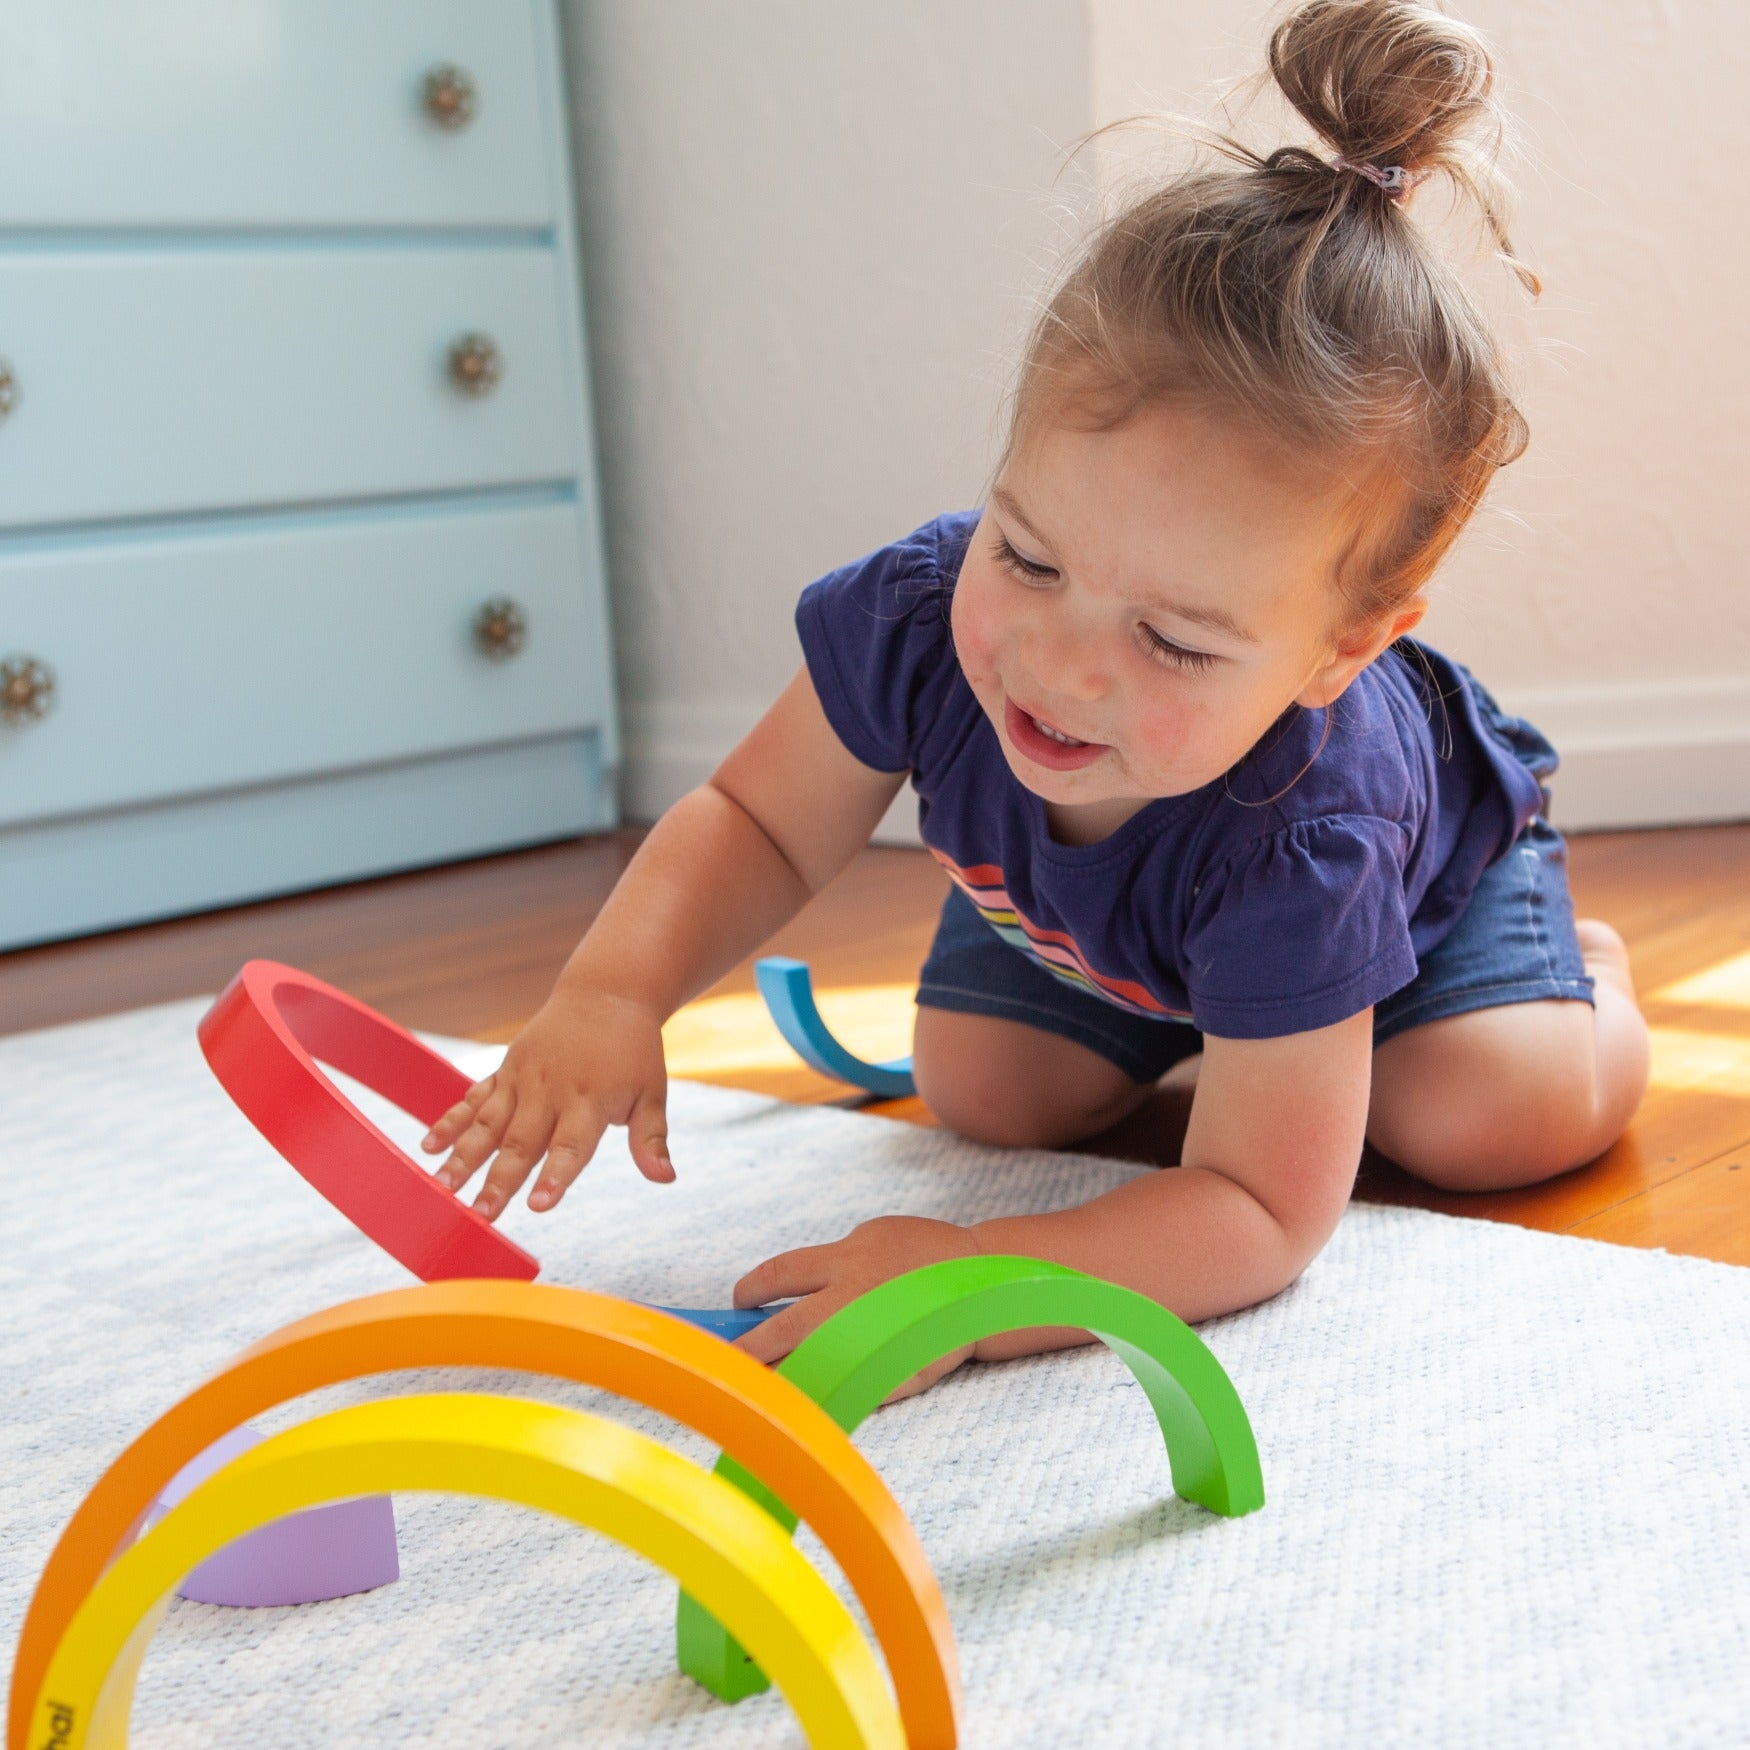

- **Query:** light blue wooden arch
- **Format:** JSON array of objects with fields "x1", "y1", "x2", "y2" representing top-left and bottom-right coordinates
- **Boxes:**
[{"x1": 755, "y1": 958, "x2": 917, "y2": 1098}]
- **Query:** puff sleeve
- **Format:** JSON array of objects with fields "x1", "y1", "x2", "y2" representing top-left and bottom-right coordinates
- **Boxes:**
[
  {"x1": 1181, "y1": 815, "x2": 1419, "y2": 1038},
  {"x1": 794, "y1": 516, "x2": 963, "y2": 774}
]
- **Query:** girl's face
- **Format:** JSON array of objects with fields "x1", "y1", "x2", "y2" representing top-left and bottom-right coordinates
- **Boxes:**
[{"x1": 951, "y1": 401, "x2": 1419, "y2": 842}]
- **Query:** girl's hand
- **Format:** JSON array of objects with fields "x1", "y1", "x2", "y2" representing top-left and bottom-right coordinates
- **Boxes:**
[
  {"x1": 732, "y1": 1216, "x2": 984, "y2": 1398},
  {"x1": 420, "y1": 987, "x2": 673, "y2": 1221}
]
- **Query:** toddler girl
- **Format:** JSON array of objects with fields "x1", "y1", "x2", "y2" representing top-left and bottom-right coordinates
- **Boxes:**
[{"x1": 424, "y1": 0, "x2": 1650, "y2": 1384}]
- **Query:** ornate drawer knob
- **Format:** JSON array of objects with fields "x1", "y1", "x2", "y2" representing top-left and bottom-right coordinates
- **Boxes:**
[
  {"x1": 1, "y1": 655, "x2": 54, "y2": 725},
  {"x1": 472, "y1": 598, "x2": 527, "y2": 660},
  {"x1": 448, "y1": 332, "x2": 502, "y2": 397},
  {"x1": 0, "y1": 358, "x2": 17, "y2": 423},
  {"x1": 422, "y1": 64, "x2": 478, "y2": 132}
]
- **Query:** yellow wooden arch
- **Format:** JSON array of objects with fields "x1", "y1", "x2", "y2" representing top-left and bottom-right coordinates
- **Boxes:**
[{"x1": 32, "y1": 1393, "x2": 901, "y2": 1750}]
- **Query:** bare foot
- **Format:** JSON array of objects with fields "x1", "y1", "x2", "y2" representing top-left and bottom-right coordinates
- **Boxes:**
[{"x1": 1576, "y1": 918, "x2": 1636, "y2": 999}]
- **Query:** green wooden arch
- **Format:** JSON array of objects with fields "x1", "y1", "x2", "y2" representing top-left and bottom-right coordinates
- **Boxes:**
[{"x1": 678, "y1": 1254, "x2": 1263, "y2": 1701}]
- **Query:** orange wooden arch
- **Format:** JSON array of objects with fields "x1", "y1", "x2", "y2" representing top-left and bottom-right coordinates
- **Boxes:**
[{"x1": 8, "y1": 1282, "x2": 958, "y2": 1750}]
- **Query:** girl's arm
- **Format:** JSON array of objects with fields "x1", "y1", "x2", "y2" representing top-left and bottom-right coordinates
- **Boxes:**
[
  {"x1": 423, "y1": 666, "x2": 904, "y2": 1218},
  {"x1": 735, "y1": 1009, "x2": 1373, "y2": 1378}
]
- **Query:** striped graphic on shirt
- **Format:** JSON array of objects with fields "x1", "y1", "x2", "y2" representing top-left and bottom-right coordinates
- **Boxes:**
[{"x1": 929, "y1": 849, "x2": 1189, "y2": 1020}]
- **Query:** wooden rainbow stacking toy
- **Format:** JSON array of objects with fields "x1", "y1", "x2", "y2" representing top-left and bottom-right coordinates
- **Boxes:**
[{"x1": 8, "y1": 964, "x2": 1265, "y2": 1749}]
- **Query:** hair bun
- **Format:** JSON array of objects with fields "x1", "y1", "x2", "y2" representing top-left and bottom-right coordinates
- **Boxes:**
[{"x1": 1268, "y1": 0, "x2": 1500, "y2": 179}]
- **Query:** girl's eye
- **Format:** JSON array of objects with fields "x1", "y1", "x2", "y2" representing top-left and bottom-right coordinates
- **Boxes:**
[
  {"x1": 1136, "y1": 623, "x2": 1217, "y2": 674},
  {"x1": 993, "y1": 534, "x2": 1057, "y2": 583}
]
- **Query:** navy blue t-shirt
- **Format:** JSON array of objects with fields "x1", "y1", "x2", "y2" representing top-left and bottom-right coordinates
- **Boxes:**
[{"x1": 796, "y1": 510, "x2": 1548, "y2": 1040}]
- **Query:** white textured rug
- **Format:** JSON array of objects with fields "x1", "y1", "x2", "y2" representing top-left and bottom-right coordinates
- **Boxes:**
[{"x1": 4, "y1": 1000, "x2": 1750, "y2": 1748}]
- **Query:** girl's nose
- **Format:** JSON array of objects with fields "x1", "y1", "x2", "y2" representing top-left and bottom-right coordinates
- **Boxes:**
[{"x1": 1028, "y1": 624, "x2": 1108, "y2": 703}]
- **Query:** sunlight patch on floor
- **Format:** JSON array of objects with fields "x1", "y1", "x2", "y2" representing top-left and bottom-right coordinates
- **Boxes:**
[
  {"x1": 1648, "y1": 948, "x2": 1750, "y2": 1012},
  {"x1": 663, "y1": 981, "x2": 917, "y2": 1081},
  {"x1": 661, "y1": 982, "x2": 1750, "y2": 1106},
  {"x1": 1646, "y1": 1025, "x2": 1750, "y2": 1094}
]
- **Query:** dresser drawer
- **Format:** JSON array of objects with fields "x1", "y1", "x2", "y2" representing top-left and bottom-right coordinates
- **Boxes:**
[
  {"x1": 0, "y1": 247, "x2": 580, "y2": 531},
  {"x1": 0, "y1": 498, "x2": 612, "y2": 828},
  {"x1": 0, "y1": 0, "x2": 553, "y2": 229}
]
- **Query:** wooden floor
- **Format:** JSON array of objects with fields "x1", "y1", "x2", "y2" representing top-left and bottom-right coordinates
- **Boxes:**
[{"x1": 7, "y1": 822, "x2": 1750, "y2": 1266}]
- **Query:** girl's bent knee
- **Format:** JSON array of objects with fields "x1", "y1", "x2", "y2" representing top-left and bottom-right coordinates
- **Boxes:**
[
  {"x1": 1369, "y1": 996, "x2": 1645, "y2": 1193},
  {"x1": 1373, "y1": 1084, "x2": 1615, "y2": 1192},
  {"x1": 914, "y1": 1055, "x2": 1087, "y2": 1149},
  {"x1": 912, "y1": 1012, "x2": 1145, "y2": 1150}
]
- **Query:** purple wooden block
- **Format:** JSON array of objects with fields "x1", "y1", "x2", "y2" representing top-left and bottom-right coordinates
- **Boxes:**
[{"x1": 146, "y1": 1422, "x2": 399, "y2": 1607}]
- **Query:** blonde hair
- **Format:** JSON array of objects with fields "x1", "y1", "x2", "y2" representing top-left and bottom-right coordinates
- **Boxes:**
[{"x1": 1010, "y1": 0, "x2": 1538, "y2": 631}]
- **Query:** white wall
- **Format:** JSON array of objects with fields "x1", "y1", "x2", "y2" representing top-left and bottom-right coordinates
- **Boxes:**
[
  {"x1": 567, "y1": 1, "x2": 1750, "y2": 833},
  {"x1": 561, "y1": 2, "x2": 1089, "y2": 830}
]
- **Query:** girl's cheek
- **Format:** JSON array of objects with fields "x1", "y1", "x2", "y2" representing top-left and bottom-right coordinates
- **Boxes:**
[
  {"x1": 1133, "y1": 686, "x2": 1251, "y2": 786},
  {"x1": 950, "y1": 579, "x2": 1002, "y2": 681},
  {"x1": 1130, "y1": 696, "x2": 1194, "y2": 773}
]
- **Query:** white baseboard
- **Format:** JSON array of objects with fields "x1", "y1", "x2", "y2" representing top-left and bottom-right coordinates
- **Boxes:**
[
  {"x1": 618, "y1": 701, "x2": 750, "y2": 824},
  {"x1": 1502, "y1": 674, "x2": 1750, "y2": 833},
  {"x1": 621, "y1": 676, "x2": 1750, "y2": 842}
]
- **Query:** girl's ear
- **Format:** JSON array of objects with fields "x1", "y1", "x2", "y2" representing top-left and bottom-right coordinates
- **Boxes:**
[{"x1": 1295, "y1": 597, "x2": 1429, "y2": 710}]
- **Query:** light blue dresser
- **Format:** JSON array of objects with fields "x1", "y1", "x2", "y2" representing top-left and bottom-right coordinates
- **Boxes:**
[{"x1": 0, "y1": 0, "x2": 619, "y2": 951}]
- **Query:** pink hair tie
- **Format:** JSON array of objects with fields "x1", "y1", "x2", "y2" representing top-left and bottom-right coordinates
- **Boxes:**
[{"x1": 1330, "y1": 156, "x2": 1429, "y2": 201}]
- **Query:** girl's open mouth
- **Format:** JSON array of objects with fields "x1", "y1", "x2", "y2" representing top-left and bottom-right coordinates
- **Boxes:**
[{"x1": 1004, "y1": 698, "x2": 1109, "y2": 771}]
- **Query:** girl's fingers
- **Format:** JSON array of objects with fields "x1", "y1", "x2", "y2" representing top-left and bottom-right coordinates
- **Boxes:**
[
  {"x1": 436, "y1": 1073, "x2": 672, "y2": 1215},
  {"x1": 734, "y1": 1244, "x2": 833, "y2": 1311},
  {"x1": 421, "y1": 1074, "x2": 496, "y2": 1153},
  {"x1": 433, "y1": 1084, "x2": 516, "y2": 1191},
  {"x1": 526, "y1": 1102, "x2": 613, "y2": 1212},
  {"x1": 470, "y1": 1106, "x2": 559, "y2": 1221},
  {"x1": 733, "y1": 1293, "x2": 839, "y2": 1367},
  {"x1": 626, "y1": 1087, "x2": 674, "y2": 1185},
  {"x1": 738, "y1": 1306, "x2": 967, "y2": 1388}
]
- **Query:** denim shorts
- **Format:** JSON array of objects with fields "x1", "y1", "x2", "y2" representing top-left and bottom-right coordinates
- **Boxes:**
[{"x1": 914, "y1": 815, "x2": 1596, "y2": 1084}]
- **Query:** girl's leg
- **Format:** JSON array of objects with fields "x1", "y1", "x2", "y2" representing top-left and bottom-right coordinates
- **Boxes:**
[
  {"x1": 1366, "y1": 920, "x2": 1651, "y2": 1192},
  {"x1": 910, "y1": 885, "x2": 1198, "y2": 1152},
  {"x1": 911, "y1": 1006, "x2": 1157, "y2": 1150}
]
